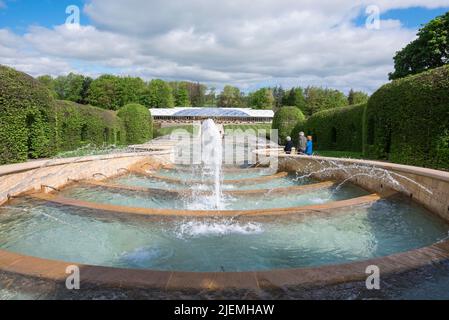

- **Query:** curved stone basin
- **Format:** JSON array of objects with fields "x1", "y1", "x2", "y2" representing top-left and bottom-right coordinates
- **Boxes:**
[{"x1": 1, "y1": 151, "x2": 449, "y2": 297}]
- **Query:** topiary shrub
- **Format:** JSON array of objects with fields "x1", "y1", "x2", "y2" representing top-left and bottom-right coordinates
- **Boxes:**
[
  {"x1": 55, "y1": 100, "x2": 127, "y2": 151},
  {"x1": 0, "y1": 65, "x2": 55, "y2": 164},
  {"x1": 365, "y1": 65, "x2": 449, "y2": 169},
  {"x1": 304, "y1": 103, "x2": 366, "y2": 152},
  {"x1": 272, "y1": 106, "x2": 306, "y2": 144},
  {"x1": 117, "y1": 103, "x2": 153, "y2": 144}
]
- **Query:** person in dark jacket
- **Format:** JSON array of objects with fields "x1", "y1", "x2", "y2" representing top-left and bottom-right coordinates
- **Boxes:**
[
  {"x1": 305, "y1": 136, "x2": 313, "y2": 156},
  {"x1": 284, "y1": 136, "x2": 294, "y2": 154}
]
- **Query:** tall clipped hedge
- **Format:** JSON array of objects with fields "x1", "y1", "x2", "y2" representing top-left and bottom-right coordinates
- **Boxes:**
[
  {"x1": 0, "y1": 65, "x2": 155, "y2": 165},
  {"x1": 0, "y1": 65, "x2": 55, "y2": 164},
  {"x1": 272, "y1": 106, "x2": 306, "y2": 144},
  {"x1": 55, "y1": 101, "x2": 126, "y2": 151},
  {"x1": 117, "y1": 103, "x2": 153, "y2": 144},
  {"x1": 365, "y1": 65, "x2": 449, "y2": 169},
  {"x1": 304, "y1": 104, "x2": 366, "y2": 152}
]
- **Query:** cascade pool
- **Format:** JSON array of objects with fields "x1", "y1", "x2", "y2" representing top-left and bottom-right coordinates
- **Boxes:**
[
  {"x1": 1, "y1": 119, "x2": 449, "y2": 300},
  {"x1": 58, "y1": 183, "x2": 368, "y2": 210},
  {"x1": 0, "y1": 196, "x2": 447, "y2": 272},
  {"x1": 111, "y1": 173, "x2": 312, "y2": 191}
]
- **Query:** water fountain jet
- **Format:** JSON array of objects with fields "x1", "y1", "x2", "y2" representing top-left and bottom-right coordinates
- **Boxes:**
[{"x1": 200, "y1": 119, "x2": 223, "y2": 210}]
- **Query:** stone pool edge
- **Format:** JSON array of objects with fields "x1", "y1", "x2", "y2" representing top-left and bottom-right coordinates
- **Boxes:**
[{"x1": 1, "y1": 240, "x2": 449, "y2": 292}]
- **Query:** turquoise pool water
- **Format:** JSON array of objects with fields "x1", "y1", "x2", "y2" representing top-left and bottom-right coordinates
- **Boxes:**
[
  {"x1": 0, "y1": 197, "x2": 447, "y2": 272},
  {"x1": 59, "y1": 183, "x2": 368, "y2": 211},
  {"x1": 111, "y1": 173, "x2": 312, "y2": 191}
]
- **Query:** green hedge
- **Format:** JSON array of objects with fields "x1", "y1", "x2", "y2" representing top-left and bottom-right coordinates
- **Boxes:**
[
  {"x1": 0, "y1": 65, "x2": 154, "y2": 165},
  {"x1": 55, "y1": 101, "x2": 126, "y2": 151},
  {"x1": 272, "y1": 106, "x2": 306, "y2": 144},
  {"x1": 117, "y1": 103, "x2": 153, "y2": 144},
  {"x1": 0, "y1": 65, "x2": 55, "y2": 164},
  {"x1": 303, "y1": 104, "x2": 366, "y2": 152},
  {"x1": 365, "y1": 65, "x2": 449, "y2": 169}
]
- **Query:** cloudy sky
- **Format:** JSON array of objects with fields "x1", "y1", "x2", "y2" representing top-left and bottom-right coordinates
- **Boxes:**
[{"x1": 0, "y1": 0, "x2": 448, "y2": 93}]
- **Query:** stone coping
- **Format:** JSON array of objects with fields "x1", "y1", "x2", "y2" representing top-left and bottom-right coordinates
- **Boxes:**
[
  {"x1": 81, "y1": 180, "x2": 337, "y2": 197},
  {"x1": 254, "y1": 150, "x2": 449, "y2": 183},
  {"x1": 132, "y1": 170, "x2": 289, "y2": 185},
  {"x1": 31, "y1": 193, "x2": 382, "y2": 218},
  {"x1": 1, "y1": 239, "x2": 448, "y2": 291},
  {"x1": 160, "y1": 165, "x2": 274, "y2": 173},
  {"x1": 0, "y1": 150, "x2": 172, "y2": 178}
]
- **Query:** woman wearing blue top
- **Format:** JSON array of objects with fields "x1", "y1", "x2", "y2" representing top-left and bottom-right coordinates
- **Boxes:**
[{"x1": 305, "y1": 136, "x2": 313, "y2": 156}]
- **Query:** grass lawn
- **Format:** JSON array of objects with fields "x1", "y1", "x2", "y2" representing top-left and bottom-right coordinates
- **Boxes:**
[
  {"x1": 55, "y1": 144, "x2": 129, "y2": 158},
  {"x1": 154, "y1": 124, "x2": 199, "y2": 138},
  {"x1": 224, "y1": 123, "x2": 272, "y2": 138},
  {"x1": 314, "y1": 150, "x2": 365, "y2": 159}
]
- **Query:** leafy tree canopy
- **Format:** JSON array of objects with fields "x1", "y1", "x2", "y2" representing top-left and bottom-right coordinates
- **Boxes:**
[
  {"x1": 303, "y1": 86, "x2": 348, "y2": 116},
  {"x1": 389, "y1": 11, "x2": 449, "y2": 80},
  {"x1": 249, "y1": 88, "x2": 275, "y2": 110},
  {"x1": 348, "y1": 89, "x2": 369, "y2": 105},
  {"x1": 143, "y1": 79, "x2": 175, "y2": 108},
  {"x1": 218, "y1": 85, "x2": 245, "y2": 108},
  {"x1": 283, "y1": 87, "x2": 306, "y2": 111}
]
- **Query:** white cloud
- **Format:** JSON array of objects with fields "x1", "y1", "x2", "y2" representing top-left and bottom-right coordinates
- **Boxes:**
[{"x1": 0, "y1": 0, "x2": 448, "y2": 93}]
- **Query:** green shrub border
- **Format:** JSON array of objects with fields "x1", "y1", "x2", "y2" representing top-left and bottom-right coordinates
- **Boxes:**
[
  {"x1": 117, "y1": 103, "x2": 153, "y2": 144},
  {"x1": 302, "y1": 104, "x2": 366, "y2": 152},
  {"x1": 0, "y1": 66, "x2": 155, "y2": 164},
  {"x1": 364, "y1": 65, "x2": 449, "y2": 169},
  {"x1": 272, "y1": 106, "x2": 306, "y2": 144}
]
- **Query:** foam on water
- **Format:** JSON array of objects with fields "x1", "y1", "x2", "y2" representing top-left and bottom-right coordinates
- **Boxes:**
[{"x1": 174, "y1": 220, "x2": 264, "y2": 239}]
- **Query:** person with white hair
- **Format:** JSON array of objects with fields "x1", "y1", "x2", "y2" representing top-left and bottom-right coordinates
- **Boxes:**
[
  {"x1": 298, "y1": 131, "x2": 307, "y2": 155},
  {"x1": 284, "y1": 136, "x2": 294, "y2": 155}
]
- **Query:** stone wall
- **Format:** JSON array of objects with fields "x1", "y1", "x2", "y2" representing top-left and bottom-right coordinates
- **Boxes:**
[
  {"x1": 0, "y1": 152, "x2": 171, "y2": 206},
  {"x1": 277, "y1": 154, "x2": 449, "y2": 221}
]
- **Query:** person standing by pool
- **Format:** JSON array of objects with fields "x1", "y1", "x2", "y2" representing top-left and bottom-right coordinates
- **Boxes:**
[
  {"x1": 298, "y1": 132, "x2": 307, "y2": 154},
  {"x1": 305, "y1": 136, "x2": 313, "y2": 156},
  {"x1": 284, "y1": 136, "x2": 294, "y2": 154}
]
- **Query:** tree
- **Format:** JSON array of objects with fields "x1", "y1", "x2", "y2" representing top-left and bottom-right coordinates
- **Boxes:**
[
  {"x1": 119, "y1": 76, "x2": 146, "y2": 106},
  {"x1": 143, "y1": 79, "x2": 175, "y2": 108},
  {"x1": 272, "y1": 86, "x2": 285, "y2": 110},
  {"x1": 272, "y1": 107, "x2": 306, "y2": 144},
  {"x1": 304, "y1": 86, "x2": 348, "y2": 116},
  {"x1": 187, "y1": 82, "x2": 207, "y2": 107},
  {"x1": 54, "y1": 73, "x2": 87, "y2": 103},
  {"x1": 218, "y1": 85, "x2": 244, "y2": 108},
  {"x1": 171, "y1": 82, "x2": 191, "y2": 107},
  {"x1": 87, "y1": 75, "x2": 123, "y2": 110},
  {"x1": 389, "y1": 12, "x2": 449, "y2": 80},
  {"x1": 283, "y1": 87, "x2": 306, "y2": 111},
  {"x1": 80, "y1": 76, "x2": 93, "y2": 104},
  {"x1": 348, "y1": 89, "x2": 369, "y2": 105},
  {"x1": 249, "y1": 88, "x2": 275, "y2": 110},
  {"x1": 205, "y1": 87, "x2": 217, "y2": 106}
]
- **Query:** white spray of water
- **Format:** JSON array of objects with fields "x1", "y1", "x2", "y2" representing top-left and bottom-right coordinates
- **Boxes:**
[
  {"x1": 293, "y1": 159, "x2": 434, "y2": 196},
  {"x1": 201, "y1": 119, "x2": 223, "y2": 209},
  {"x1": 174, "y1": 220, "x2": 264, "y2": 239}
]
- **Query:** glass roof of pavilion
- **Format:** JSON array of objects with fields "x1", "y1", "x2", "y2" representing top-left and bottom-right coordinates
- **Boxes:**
[
  {"x1": 150, "y1": 108, "x2": 274, "y2": 118},
  {"x1": 173, "y1": 108, "x2": 250, "y2": 118}
]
